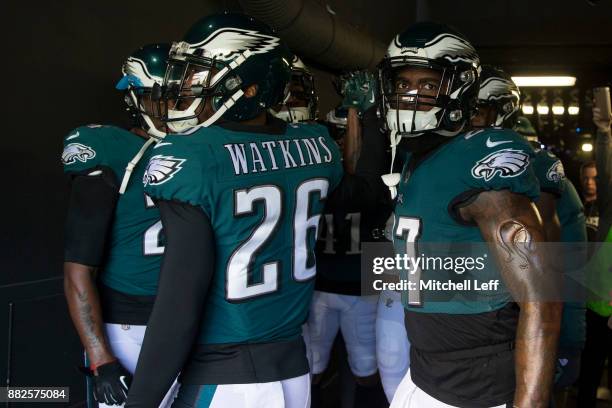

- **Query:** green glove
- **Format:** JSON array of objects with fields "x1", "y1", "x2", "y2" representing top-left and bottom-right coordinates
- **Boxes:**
[{"x1": 340, "y1": 70, "x2": 378, "y2": 114}]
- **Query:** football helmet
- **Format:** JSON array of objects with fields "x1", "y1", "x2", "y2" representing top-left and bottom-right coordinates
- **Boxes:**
[
  {"x1": 116, "y1": 43, "x2": 170, "y2": 139},
  {"x1": 161, "y1": 13, "x2": 292, "y2": 132},
  {"x1": 476, "y1": 65, "x2": 521, "y2": 128},
  {"x1": 115, "y1": 44, "x2": 171, "y2": 193},
  {"x1": 270, "y1": 55, "x2": 318, "y2": 123},
  {"x1": 378, "y1": 22, "x2": 480, "y2": 198},
  {"x1": 379, "y1": 22, "x2": 480, "y2": 137}
]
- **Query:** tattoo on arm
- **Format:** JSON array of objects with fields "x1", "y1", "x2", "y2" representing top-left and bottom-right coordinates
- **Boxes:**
[
  {"x1": 460, "y1": 190, "x2": 562, "y2": 408},
  {"x1": 64, "y1": 262, "x2": 114, "y2": 369}
]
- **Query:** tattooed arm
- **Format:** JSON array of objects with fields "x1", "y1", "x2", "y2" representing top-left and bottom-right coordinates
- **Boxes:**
[
  {"x1": 63, "y1": 169, "x2": 119, "y2": 370},
  {"x1": 534, "y1": 192, "x2": 561, "y2": 243},
  {"x1": 64, "y1": 263, "x2": 115, "y2": 368},
  {"x1": 460, "y1": 190, "x2": 562, "y2": 408}
]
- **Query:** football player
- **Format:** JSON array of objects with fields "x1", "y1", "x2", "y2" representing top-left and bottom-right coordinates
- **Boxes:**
[
  {"x1": 375, "y1": 23, "x2": 562, "y2": 407},
  {"x1": 309, "y1": 75, "x2": 389, "y2": 407},
  {"x1": 124, "y1": 14, "x2": 343, "y2": 408},
  {"x1": 270, "y1": 55, "x2": 318, "y2": 123},
  {"x1": 62, "y1": 44, "x2": 178, "y2": 407},
  {"x1": 512, "y1": 116, "x2": 587, "y2": 395},
  {"x1": 474, "y1": 68, "x2": 587, "y2": 393}
]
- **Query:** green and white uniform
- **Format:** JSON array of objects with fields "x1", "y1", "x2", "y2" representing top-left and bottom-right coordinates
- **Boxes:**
[
  {"x1": 392, "y1": 128, "x2": 539, "y2": 406},
  {"x1": 144, "y1": 120, "x2": 343, "y2": 383},
  {"x1": 62, "y1": 125, "x2": 163, "y2": 313}
]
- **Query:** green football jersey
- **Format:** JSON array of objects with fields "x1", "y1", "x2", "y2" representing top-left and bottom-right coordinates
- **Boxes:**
[
  {"x1": 531, "y1": 148, "x2": 587, "y2": 348},
  {"x1": 144, "y1": 121, "x2": 343, "y2": 344},
  {"x1": 393, "y1": 128, "x2": 540, "y2": 314},
  {"x1": 62, "y1": 125, "x2": 163, "y2": 295},
  {"x1": 530, "y1": 147, "x2": 587, "y2": 242}
]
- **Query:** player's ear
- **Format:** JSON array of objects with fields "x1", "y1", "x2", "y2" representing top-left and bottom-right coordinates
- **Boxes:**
[{"x1": 244, "y1": 84, "x2": 258, "y2": 98}]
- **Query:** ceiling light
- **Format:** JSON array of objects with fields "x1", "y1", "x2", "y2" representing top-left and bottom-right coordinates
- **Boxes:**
[
  {"x1": 522, "y1": 105, "x2": 534, "y2": 115},
  {"x1": 537, "y1": 105, "x2": 550, "y2": 115},
  {"x1": 568, "y1": 106, "x2": 580, "y2": 115},
  {"x1": 511, "y1": 76, "x2": 576, "y2": 87},
  {"x1": 581, "y1": 143, "x2": 593, "y2": 152},
  {"x1": 552, "y1": 106, "x2": 565, "y2": 115}
]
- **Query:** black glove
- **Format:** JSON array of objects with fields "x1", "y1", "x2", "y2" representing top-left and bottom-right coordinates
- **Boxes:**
[{"x1": 92, "y1": 361, "x2": 132, "y2": 405}]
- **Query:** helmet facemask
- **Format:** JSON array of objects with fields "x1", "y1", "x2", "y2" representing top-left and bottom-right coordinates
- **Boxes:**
[
  {"x1": 474, "y1": 69, "x2": 521, "y2": 129},
  {"x1": 118, "y1": 57, "x2": 169, "y2": 139},
  {"x1": 380, "y1": 57, "x2": 476, "y2": 138},
  {"x1": 160, "y1": 42, "x2": 249, "y2": 132},
  {"x1": 270, "y1": 68, "x2": 318, "y2": 123}
]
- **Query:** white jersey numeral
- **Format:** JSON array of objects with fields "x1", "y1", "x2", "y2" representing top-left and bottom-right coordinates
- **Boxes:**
[
  {"x1": 227, "y1": 179, "x2": 329, "y2": 301},
  {"x1": 319, "y1": 212, "x2": 361, "y2": 255},
  {"x1": 227, "y1": 186, "x2": 282, "y2": 301},
  {"x1": 143, "y1": 194, "x2": 165, "y2": 255},
  {"x1": 395, "y1": 217, "x2": 422, "y2": 306}
]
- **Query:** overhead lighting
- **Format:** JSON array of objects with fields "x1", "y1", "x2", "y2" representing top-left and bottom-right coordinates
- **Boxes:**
[
  {"x1": 568, "y1": 106, "x2": 580, "y2": 115},
  {"x1": 537, "y1": 105, "x2": 550, "y2": 115},
  {"x1": 511, "y1": 76, "x2": 576, "y2": 87},
  {"x1": 552, "y1": 105, "x2": 565, "y2": 115},
  {"x1": 522, "y1": 105, "x2": 534, "y2": 115},
  {"x1": 581, "y1": 143, "x2": 593, "y2": 152}
]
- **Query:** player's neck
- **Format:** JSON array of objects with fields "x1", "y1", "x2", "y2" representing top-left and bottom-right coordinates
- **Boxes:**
[
  {"x1": 239, "y1": 112, "x2": 268, "y2": 127},
  {"x1": 130, "y1": 127, "x2": 149, "y2": 139},
  {"x1": 584, "y1": 193, "x2": 596, "y2": 203}
]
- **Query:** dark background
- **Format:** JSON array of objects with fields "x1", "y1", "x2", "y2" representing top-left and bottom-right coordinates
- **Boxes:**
[{"x1": 2, "y1": 0, "x2": 611, "y2": 406}]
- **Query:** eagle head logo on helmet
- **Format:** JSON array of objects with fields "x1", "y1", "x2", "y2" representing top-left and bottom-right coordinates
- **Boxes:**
[
  {"x1": 477, "y1": 65, "x2": 521, "y2": 128},
  {"x1": 160, "y1": 13, "x2": 293, "y2": 132}
]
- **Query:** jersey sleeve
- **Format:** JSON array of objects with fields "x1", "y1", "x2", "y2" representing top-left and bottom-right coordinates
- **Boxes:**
[
  {"x1": 313, "y1": 123, "x2": 344, "y2": 190},
  {"x1": 61, "y1": 126, "x2": 107, "y2": 174},
  {"x1": 532, "y1": 150, "x2": 566, "y2": 197},
  {"x1": 462, "y1": 129, "x2": 540, "y2": 201},
  {"x1": 143, "y1": 135, "x2": 207, "y2": 210}
]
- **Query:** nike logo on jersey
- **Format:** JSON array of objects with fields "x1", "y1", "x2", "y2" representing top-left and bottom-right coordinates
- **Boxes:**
[
  {"x1": 471, "y1": 148, "x2": 529, "y2": 181},
  {"x1": 369, "y1": 90, "x2": 375, "y2": 104},
  {"x1": 486, "y1": 137, "x2": 512, "y2": 148},
  {"x1": 66, "y1": 131, "x2": 80, "y2": 140},
  {"x1": 153, "y1": 142, "x2": 173, "y2": 149}
]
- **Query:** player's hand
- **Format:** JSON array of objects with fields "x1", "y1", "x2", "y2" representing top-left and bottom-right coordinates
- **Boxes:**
[
  {"x1": 593, "y1": 106, "x2": 612, "y2": 133},
  {"x1": 92, "y1": 360, "x2": 132, "y2": 405},
  {"x1": 340, "y1": 70, "x2": 378, "y2": 114}
]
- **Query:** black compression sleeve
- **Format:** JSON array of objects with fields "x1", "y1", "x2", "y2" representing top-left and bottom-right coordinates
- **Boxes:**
[
  {"x1": 126, "y1": 200, "x2": 215, "y2": 408},
  {"x1": 64, "y1": 166, "x2": 118, "y2": 266}
]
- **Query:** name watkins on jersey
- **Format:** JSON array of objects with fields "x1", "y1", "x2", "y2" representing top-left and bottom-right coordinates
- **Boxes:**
[{"x1": 223, "y1": 136, "x2": 334, "y2": 176}]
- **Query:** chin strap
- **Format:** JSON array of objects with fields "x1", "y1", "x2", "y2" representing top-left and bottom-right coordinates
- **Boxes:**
[
  {"x1": 119, "y1": 136, "x2": 157, "y2": 194},
  {"x1": 381, "y1": 129, "x2": 403, "y2": 199}
]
